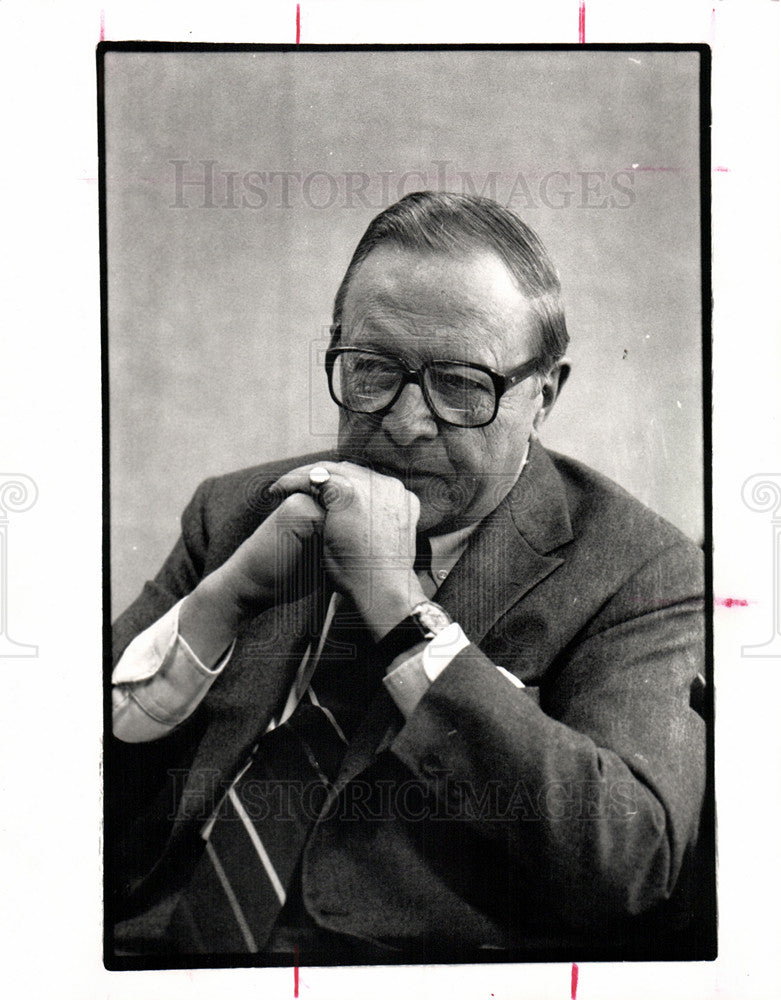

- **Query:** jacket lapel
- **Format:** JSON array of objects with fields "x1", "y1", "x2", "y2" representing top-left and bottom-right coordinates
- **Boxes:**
[{"x1": 435, "y1": 437, "x2": 573, "y2": 639}]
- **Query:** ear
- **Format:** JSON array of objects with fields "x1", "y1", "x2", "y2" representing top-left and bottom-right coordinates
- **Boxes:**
[{"x1": 534, "y1": 357, "x2": 570, "y2": 429}]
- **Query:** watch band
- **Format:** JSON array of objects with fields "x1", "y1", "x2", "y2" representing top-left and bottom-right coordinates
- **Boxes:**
[{"x1": 374, "y1": 600, "x2": 453, "y2": 666}]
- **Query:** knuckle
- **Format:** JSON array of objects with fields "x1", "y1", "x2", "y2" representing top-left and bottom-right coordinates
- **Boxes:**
[
  {"x1": 281, "y1": 493, "x2": 312, "y2": 517},
  {"x1": 322, "y1": 479, "x2": 354, "y2": 511}
]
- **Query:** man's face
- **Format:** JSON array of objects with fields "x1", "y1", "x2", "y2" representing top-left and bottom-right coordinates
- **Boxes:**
[{"x1": 336, "y1": 245, "x2": 551, "y2": 533}]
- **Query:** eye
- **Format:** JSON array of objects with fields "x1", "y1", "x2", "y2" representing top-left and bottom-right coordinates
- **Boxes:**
[
  {"x1": 429, "y1": 365, "x2": 493, "y2": 398},
  {"x1": 337, "y1": 353, "x2": 403, "y2": 410},
  {"x1": 424, "y1": 364, "x2": 496, "y2": 424},
  {"x1": 438, "y1": 371, "x2": 485, "y2": 392},
  {"x1": 350, "y1": 357, "x2": 398, "y2": 389}
]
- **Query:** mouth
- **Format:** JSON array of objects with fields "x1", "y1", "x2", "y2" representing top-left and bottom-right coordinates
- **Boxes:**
[
  {"x1": 344, "y1": 453, "x2": 472, "y2": 523},
  {"x1": 367, "y1": 460, "x2": 448, "y2": 485},
  {"x1": 337, "y1": 443, "x2": 454, "y2": 490}
]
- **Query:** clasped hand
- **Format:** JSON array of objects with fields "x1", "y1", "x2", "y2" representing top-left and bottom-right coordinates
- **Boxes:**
[{"x1": 210, "y1": 461, "x2": 426, "y2": 637}]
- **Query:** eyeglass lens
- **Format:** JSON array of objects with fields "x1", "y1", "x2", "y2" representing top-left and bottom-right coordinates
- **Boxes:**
[{"x1": 332, "y1": 351, "x2": 496, "y2": 426}]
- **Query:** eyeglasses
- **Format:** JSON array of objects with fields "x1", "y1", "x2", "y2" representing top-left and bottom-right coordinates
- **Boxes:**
[{"x1": 325, "y1": 343, "x2": 543, "y2": 428}]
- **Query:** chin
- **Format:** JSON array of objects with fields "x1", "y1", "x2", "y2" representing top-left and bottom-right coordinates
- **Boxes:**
[
  {"x1": 416, "y1": 497, "x2": 472, "y2": 535},
  {"x1": 414, "y1": 474, "x2": 475, "y2": 528}
]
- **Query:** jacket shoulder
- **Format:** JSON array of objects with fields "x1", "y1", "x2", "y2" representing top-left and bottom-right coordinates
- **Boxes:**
[
  {"x1": 547, "y1": 448, "x2": 702, "y2": 560},
  {"x1": 188, "y1": 450, "x2": 337, "y2": 569},
  {"x1": 203, "y1": 450, "x2": 335, "y2": 512}
]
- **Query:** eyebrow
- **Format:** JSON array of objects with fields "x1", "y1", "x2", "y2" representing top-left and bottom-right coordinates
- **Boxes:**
[
  {"x1": 336, "y1": 325, "x2": 491, "y2": 369},
  {"x1": 345, "y1": 343, "x2": 491, "y2": 371}
]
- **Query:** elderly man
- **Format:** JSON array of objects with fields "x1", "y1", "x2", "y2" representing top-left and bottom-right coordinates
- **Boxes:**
[{"x1": 108, "y1": 191, "x2": 707, "y2": 963}]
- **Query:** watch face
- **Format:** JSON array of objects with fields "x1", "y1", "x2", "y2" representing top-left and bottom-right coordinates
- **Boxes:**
[{"x1": 414, "y1": 601, "x2": 453, "y2": 635}]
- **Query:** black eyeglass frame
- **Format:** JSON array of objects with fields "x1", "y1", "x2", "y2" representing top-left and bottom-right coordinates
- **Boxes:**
[{"x1": 324, "y1": 340, "x2": 544, "y2": 429}]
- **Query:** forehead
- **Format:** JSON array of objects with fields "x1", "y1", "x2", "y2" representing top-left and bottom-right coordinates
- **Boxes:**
[{"x1": 340, "y1": 245, "x2": 539, "y2": 366}]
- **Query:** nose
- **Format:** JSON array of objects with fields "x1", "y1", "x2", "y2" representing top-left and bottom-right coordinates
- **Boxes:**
[{"x1": 381, "y1": 382, "x2": 439, "y2": 446}]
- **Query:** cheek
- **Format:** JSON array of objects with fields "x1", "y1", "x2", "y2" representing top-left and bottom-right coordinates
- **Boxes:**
[
  {"x1": 426, "y1": 431, "x2": 512, "y2": 522},
  {"x1": 447, "y1": 417, "x2": 532, "y2": 481},
  {"x1": 496, "y1": 394, "x2": 540, "y2": 446},
  {"x1": 438, "y1": 429, "x2": 492, "y2": 479}
]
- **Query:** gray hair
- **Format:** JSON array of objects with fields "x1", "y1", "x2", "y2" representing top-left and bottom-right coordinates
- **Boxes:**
[{"x1": 332, "y1": 190, "x2": 569, "y2": 371}]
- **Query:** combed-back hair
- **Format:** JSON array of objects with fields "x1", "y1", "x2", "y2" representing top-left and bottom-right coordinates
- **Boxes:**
[{"x1": 332, "y1": 191, "x2": 569, "y2": 371}]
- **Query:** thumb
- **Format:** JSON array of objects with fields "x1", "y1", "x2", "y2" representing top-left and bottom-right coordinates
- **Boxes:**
[{"x1": 276, "y1": 492, "x2": 326, "y2": 542}]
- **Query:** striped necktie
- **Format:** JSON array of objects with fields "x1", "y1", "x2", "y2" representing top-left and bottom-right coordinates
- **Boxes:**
[
  {"x1": 167, "y1": 592, "x2": 376, "y2": 954},
  {"x1": 168, "y1": 696, "x2": 346, "y2": 953},
  {"x1": 168, "y1": 538, "x2": 434, "y2": 954}
]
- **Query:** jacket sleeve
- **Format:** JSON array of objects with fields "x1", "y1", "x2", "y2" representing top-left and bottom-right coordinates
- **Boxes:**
[
  {"x1": 108, "y1": 478, "x2": 219, "y2": 904},
  {"x1": 111, "y1": 477, "x2": 216, "y2": 669},
  {"x1": 389, "y1": 541, "x2": 705, "y2": 926}
]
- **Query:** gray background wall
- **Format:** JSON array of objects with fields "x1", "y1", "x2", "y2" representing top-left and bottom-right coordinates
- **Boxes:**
[{"x1": 106, "y1": 48, "x2": 703, "y2": 616}]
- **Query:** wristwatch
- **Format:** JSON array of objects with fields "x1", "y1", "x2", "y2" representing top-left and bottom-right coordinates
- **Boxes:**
[{"x1": 375, "y1": 600, "x2": 453, "y2": 666}]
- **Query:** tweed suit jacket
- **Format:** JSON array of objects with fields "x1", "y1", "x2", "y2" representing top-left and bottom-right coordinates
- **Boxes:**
[{"x1": 108, "y1": 439, "x2": 707, "y2": 960}]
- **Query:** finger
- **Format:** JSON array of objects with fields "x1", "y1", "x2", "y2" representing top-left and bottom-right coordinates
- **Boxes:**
[
  {"x1": 318, "y1": 474, "x2": 356, "y2": 512},
  {"x1": 270, "y1": 494, "x2": 325, "y2": 604},
  {"x1": 277, "y1": 491, "x2": 326, "y2": 526},
  {"x1": 272, "y1": 463, "x2": 355, "y2": 512},
  {"x1": 270, "y1": 463, "x2": 339, "y2": 500}
]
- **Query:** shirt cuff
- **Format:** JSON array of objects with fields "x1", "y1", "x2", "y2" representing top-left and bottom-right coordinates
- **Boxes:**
[
  {"x1": 112, "y1": 598, "x2": 235, "y2": 743},
  {"x1": 382, "y1": 643, "x2": 431, "y2": 719},
  {"x1": 383, "y1": 623, "x2": 469, "y2": 719},
  {"x1": 383, "y1": 623, "x2": 525, "y2": 719},
  {"x1": 422, "y1": 622, "x2": 471, "y2": 682}
]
